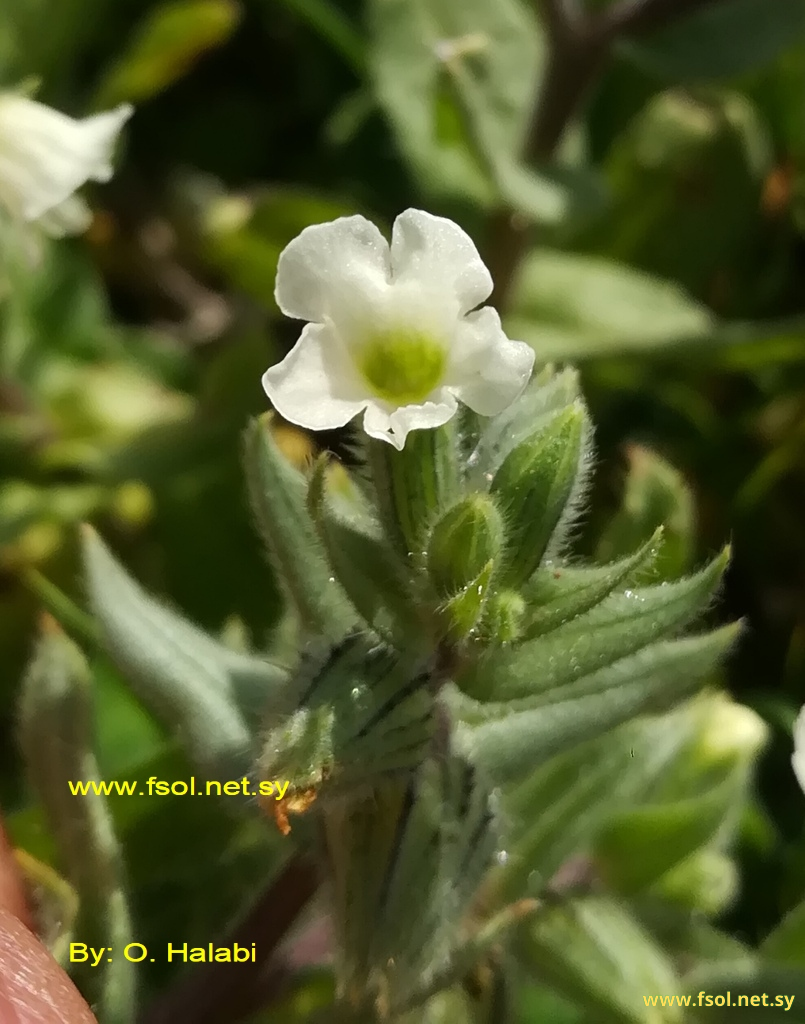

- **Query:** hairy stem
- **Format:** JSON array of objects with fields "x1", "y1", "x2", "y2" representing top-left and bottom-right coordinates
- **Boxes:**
[{"x1": 140, "y1": 854, "x2": 320, "y2": 1024}]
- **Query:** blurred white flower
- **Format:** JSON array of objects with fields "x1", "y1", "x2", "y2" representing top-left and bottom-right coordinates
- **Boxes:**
[
  {"x1": 793, "y1": 704, "x2": 805, "y2": 794},
  {"x1": 262, "y1": 208, "x2": 534, "y2": 450},
  {"x1": 0, "y1": 94, "x2": 132, "y2": 236}
]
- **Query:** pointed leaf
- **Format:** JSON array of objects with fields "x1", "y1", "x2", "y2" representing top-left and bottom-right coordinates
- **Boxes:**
[
  {"x1": 243, "y1": 414, "x2": 357, "y2": 638},
  {"x1": 594, "y1": 773, "x2": 742, "y2": 895},
  {"x1": 461, "y1": 547, "x2": 729, "y2": 702},
  {"x1": 451, "y1": 623, "x2": 741, "y2": 782},
  {"x1": 82, "y1": 527, "x2": 284, "y2": 776},
  {"x1": 18, "y1": 619, "x2": 137, "y2": 1024},
  {"x1": 521, "y1": 528, "x2": 663, "y2": 638}
]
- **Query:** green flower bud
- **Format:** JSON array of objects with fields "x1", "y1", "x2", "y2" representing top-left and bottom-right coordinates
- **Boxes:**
[
  {"x1": 490, "y1": 402, "x2": 587, "y2": 588},
  {"x1": 653, "y1": 850, "x2": 738, "y2": 915},
  {"x1": 426, "y1": 494, "x2": 504, "y2": 597}
]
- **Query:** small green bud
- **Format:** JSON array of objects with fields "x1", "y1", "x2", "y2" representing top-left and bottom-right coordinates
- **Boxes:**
[
  {"x1": 653, "y1": 849, "x2": 737, "y2": 915},
  {"x1": 483, "y1": 589, "x2": 526, "y2": 643},
  {"x1": 426, "y1": 494, "x2": 504, "y2": 597},
  {"x1": 491, "y1": 403, "x2": 587, "y2": 587}
]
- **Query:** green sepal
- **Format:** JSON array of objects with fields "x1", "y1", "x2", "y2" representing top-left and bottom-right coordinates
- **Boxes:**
[
  {"x1": 243, "y1": 414, "x2": 357, "y2": 639},
  {"x1": 307, "y1": 455, "x2": 420, "y2": 638},
  {"x1": 481, "y1": 588, "x2": 527, "y2": 644},
  {"x1": 521, "y1": 527, "x2": 663, "y2": 639},
  {"x1": 18, "y1": 619, "x2": 137, "y2": 1024},
  {"x1": 426, "y1": 493, "x2": 504, "y2": 597},
  {"x1": 450, "y1": 622, "x2": 741, "y2": 783},
  {"x1": 366, "y1": 422, "x2": 459, "y2": 562},
  {"x1": 459, "y1": 546, "x2": 729, "y2": 702},
  {"x1": 82, "y1": 526, "x2": 284, "y2": 776},
  {"x1": 257, "y1": 635, "x2": 435, "y2": 824},
  {"x1": 438, "y1": 559, "x2": 495, "y2": 640},
  {"x1": 490, "y1": 402, "x2": 588, "y2": 589}
]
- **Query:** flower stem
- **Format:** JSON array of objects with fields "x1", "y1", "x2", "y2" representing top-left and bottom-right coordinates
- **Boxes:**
[{"x1": 485, "y1": 0, "x2": 734, "y2": 312}]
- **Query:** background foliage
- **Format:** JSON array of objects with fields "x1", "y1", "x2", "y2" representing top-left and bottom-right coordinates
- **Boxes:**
[{"x1": 3, "y1": 0, "x2": 805, "y2": 1020}]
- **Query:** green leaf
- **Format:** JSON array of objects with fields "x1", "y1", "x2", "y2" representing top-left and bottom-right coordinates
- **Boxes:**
[
  {"x1": 500, "y1": 705, "x2": 702, "y2": 894},
  {"x1": 243, "y1": 414, "x2": 357, "y2": 639},
  {"x1": 94, "y1": 0, "x2": 242, "y2": 107},
  {"x1": 82, "y1": 526, "x2": 285, "y2": 776},
  {"x1": 596, "y1": 447, "x2": 696, "y2": 579},
  {"x1": 307, "y1": 456, "x2": 418, "y2": 637},
  {"x1": 18, "y1": 619, "x2": 137, "y2": 1024},
  {"x1": 521, "y1": 896, "x2": 684, "y2": 1024},
  {"x1": 762, "y1": 897, "x2": 805, "y2": 969},
  {"x1": 594, "y1": 772, "x2": 741, "y2": 895},
  {"x1": 368, "y1": 0, "x2": 572, "y2": 222},
  {"x1": 506, "y1": 248, "x2": 714, "y2": 362},
  {"x1": 621, "y1": 0, "x2": 805, "y2": 83},
  {"x1": 451, "y1": 623, "x2": 740, "y2": 782},
  {"x1": 585, "y1": 90, "x2": 771, "y2": 300},
  {"x1": 460, "y1": 547, "x2": 729, "y2": 702},
  {"x1": 522, "y1": 528, "x2": 663, "y2": 638}
]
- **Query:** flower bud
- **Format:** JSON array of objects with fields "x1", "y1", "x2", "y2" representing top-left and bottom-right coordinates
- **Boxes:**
[
  {"x1": 490, "y1": 402, "x2": 587, "y2": 588},
  {"x1": 693, "y1": 693, "x2": 768, "y2": 767},
  {"x1": 426, "y1": 494, "x2": 504, "y2": 598}
]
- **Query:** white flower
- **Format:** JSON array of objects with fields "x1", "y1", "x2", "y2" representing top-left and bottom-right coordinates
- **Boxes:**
[
  {"x1": 0, "y1": 94, "x2": 133, "y2": 236},
  {"x1": 793, "y1": 704, "x2": 805, "y2": 794},
  {"x1": 262, "y1": 208, "x2": 535, "y2": 450}
]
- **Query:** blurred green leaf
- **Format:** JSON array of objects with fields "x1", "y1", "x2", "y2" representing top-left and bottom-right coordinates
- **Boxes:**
[
  {"x1": 506, "y1": 248, "x2": 714, "y2": 362},
  {"x1": 369, "y1": 0, "x2": 575, "y2": 221},
  {"x1": 621, "y1": 0, "x2": 805, "y2": 83},
  {"x1": 522, "y1": 896, "x2": 684, "y2": 1024},
  {"x1": 95, "y1": 0, "x2": 242, "y2": 107},
  {"x1": 595, "y1": 446, "x2": 696, "y2": 580}
]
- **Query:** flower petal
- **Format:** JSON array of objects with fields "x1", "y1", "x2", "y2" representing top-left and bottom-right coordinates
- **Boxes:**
[
  {"x1": 274, "y1": 214, "x2": 391, "y2": 323},
  {"x1": 793, "y1": 705, "x2": 805, "y2": 795},
  {"x1": 262, "y1": 323, "x2": 367, "y2": 430},
  {"x1": 447, "y1": 307, "x2": 534, "y2": 416},
  {"x1": 0, "y1": 96, "x2": 132, "y2": 224},
  {"x1": 363, "y1": 392, "x2": 458, "y2": 450},
  {"x1": 390, "y1": 209, "x2": 492, "y2": 315}
]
